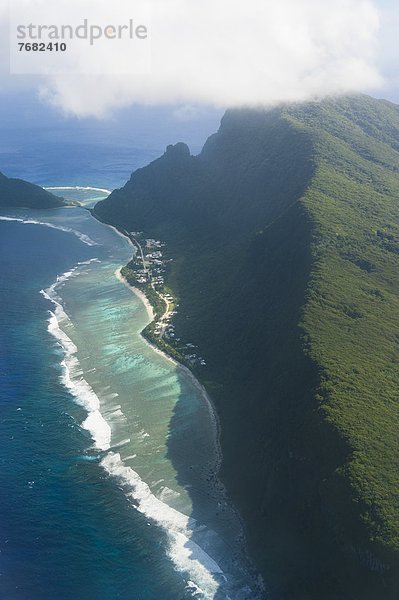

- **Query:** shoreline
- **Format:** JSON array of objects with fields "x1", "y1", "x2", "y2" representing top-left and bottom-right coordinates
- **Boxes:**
[
  {"x1": 92, "y1": 213, "x2": 222, "y2": 455},
  {"x1": 114, "y1": 268, "x2": 155, "y2": 321},
  {"x1": 91, "y1": 210, "x2": 264, "y2": 594},
  {"x1": 114, "y1": 264, "x2": 261, "y2": 565},
  {"x1": 2, "y1": 198, "x2": 263, "y2": 594}
]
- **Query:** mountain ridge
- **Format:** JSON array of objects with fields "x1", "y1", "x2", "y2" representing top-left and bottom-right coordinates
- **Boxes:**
[{"x1": 94, "y1": 94, "x2": 399, "y2": 599}]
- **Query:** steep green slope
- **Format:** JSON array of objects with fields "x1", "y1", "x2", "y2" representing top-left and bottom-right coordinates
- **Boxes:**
[
  {"x1": 0, "y1": 172, "x2": 65, "y2": 208},
  {"x1": 94, "y1": 95, "x2": 399, "y2": 599}
]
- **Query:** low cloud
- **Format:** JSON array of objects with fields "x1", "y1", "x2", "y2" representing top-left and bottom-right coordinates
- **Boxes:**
[{"x1": 6, "y1": 0, "x2": 383, "y2": 117}]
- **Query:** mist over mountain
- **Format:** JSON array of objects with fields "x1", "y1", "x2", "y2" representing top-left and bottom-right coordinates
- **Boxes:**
[{"x1": 95, "y1": 94, "x2": 399, "y2": 599}]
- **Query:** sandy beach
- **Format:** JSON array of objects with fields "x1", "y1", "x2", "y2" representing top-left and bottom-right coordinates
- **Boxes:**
[
  {"x1": 114, "y1": 266, "x2": 223, "y2": 469},
  {"x1": 95, "y1": 215, "x2": 226, "y2": 480},
  {"x1": 115, "y1": 268, "x2": 155, "y2": 321}
]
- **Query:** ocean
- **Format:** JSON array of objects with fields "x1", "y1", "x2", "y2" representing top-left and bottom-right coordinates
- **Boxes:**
[{"x1": 0, "y1": 183, "x2": 259, "y2": 597}]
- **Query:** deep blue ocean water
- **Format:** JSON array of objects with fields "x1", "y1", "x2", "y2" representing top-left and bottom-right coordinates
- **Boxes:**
[
  {"x1": 0, "y1": 222, "x2": 190, "y2": 599},
  {"x1": 0, "y1": 115, "x2": 260, "y2": 598}
]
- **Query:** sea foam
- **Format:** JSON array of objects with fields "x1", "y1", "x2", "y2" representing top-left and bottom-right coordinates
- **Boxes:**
[
  {"x1": 1, "y1": 198, "x2": 249, "y2": 596},
  {"x1": 101, "y1": 452, "x2": 224, "y2": 599},
  {"x1": 41, "y1": 260, "x2": 244, "y2": 598},
  {"x1": 45, "y1": 186, "x2": 111, "y2": 195},
  {"x1": 41, "y1": 260, "x2": 111, "y2": 451},
  {"x1": 0, "y1": 216, "x2": 98, "y2": 246}
]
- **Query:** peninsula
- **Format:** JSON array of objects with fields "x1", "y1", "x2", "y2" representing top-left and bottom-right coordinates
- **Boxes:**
[{"x1": 0, "y1": 172, "x2": 65, "y2": 208}]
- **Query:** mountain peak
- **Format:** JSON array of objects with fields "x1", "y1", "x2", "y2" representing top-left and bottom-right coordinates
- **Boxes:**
[{"x1": 164, "y1": 142, "x2": 191, "y2": 159}]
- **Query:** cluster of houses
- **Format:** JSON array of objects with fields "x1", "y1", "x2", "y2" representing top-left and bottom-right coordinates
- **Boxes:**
[
  {"x1": 144, "y1": 241, "x2": 169, "y2": 287},
  {"x1": 145, "y1": 238, "x2": 165, "y2": 250},
  {"x1": 129, "y1": 233, "x2": 207, "y2": 367},
  {"x1": 163, "y1": 326, "x2": 206, "y2": 366},
  {"x1": 185, "y1": 353, "x2": 207, "y2": 367},
  {"x1": 135, "y1": 270, "x2": 149, "y2": 284}
]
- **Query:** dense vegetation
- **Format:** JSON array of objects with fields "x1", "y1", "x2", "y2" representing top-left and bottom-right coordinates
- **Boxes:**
[
  {"x1": 95, "y1": 95, "x2": 399, "y2": 599},
  {"x1": 0, "y1": 172, "x2": 65, "y2": 208}
]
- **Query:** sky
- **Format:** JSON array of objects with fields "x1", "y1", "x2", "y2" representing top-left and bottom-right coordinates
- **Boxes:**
[{"x1": 0, "y1": 0, "x2": 398, "y2": 145}]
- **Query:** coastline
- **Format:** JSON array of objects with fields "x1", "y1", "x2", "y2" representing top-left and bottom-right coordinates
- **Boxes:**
[
  {"x1": 16, "y1": 202, "x2": 261, "y2": 595},
  {"x1": 91, "y1": 211, "x2": 264, "y2": 594},
  {"x1": 114, "y1": 262, "x2": 262, "y2": 568},
  {"x1": 114, "y1": 265, "x2": 222, "y2": 469},
  {"x1": 92, "y1": 212, "x2": 222, "y2": 455},
  {"x1": 114, "y1": 268, "x2": 155, "y2": 321}
]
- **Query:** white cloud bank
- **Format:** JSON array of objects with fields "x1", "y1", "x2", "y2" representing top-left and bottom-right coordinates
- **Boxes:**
[{"x1": 5, "y1": 0, "x2": 383, "y2": 117}]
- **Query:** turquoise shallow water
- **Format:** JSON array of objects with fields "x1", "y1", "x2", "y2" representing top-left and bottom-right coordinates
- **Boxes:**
[{"x1": 0, "y1": 192, "x2": 260, "y2": 599}]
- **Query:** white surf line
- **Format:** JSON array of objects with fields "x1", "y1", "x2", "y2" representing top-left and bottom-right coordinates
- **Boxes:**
[
  {"x1": 0, "y1": 216, "x2": 98, "y2": 246},
  {"x1": 40, "y1": 260, "x2": 111, "y2": 451},
  {"x1": 10, "y1": 180, "x2": 259, "y2": 595},
  {"x1": 110, "y1": 231, "x2": 263, "y2": 597},
  {"x1": 42, "y1": 260, "x2": 230, "y2": 598},
  {"x1": 45, "y1": 186, "x2": 112, "y2": 194},
  {"x1": 101, "y1": 452, "x2": 224, "y2": 599}
]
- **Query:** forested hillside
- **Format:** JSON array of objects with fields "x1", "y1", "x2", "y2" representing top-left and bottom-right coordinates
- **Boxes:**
[
  {"x1": 95, "y1": 95, "x2": 399, "y2": 599},
  {"x1": 0, "y1": 172, "x2": 64, "y2": 208}
]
